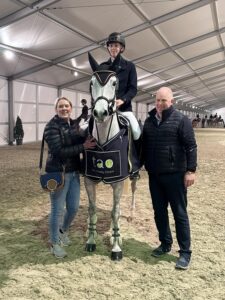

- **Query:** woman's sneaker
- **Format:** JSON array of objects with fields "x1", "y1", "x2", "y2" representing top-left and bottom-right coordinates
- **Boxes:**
[
  {"x1": 59, "y1": 230, "x2": 72, "y2": 246},
  {"x1": 51, "y1": 244, "x2": 67, "y2": 258}
]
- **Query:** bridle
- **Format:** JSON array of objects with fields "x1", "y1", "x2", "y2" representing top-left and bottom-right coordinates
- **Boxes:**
[
  {"x1": 90, "y1": 70, "x2": 118, "y2": 116},
  {"x1": 89, "y1": 70, "x2": 119, "y2": 143}
]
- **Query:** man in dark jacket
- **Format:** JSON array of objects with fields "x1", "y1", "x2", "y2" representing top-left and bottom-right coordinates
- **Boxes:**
[{"x1": 142, "y1": 87, "x2": 197, "y2": 270}]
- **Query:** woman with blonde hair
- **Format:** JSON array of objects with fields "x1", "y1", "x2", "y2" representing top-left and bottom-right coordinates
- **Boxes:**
[{"x1": 44, "y1": 97, "x2": 96, "y2": 258}]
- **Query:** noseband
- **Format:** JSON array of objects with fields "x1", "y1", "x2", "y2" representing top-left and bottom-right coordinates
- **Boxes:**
[{"x1": 90, "y1": 70, "x2": 118, "y2": 115}]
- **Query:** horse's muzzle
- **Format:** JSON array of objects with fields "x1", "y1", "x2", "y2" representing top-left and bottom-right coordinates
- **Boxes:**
[{"x1": 93, "y1": 108, "x2": 108, "y2": 122}]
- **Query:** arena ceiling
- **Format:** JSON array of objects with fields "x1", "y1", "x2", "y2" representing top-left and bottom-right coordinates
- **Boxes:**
[{"x1": 0, "y1": 0, "x2": 225, "y2": 112}]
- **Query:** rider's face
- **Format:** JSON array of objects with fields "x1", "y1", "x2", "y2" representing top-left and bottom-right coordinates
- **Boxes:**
[{"x1": 107, "y1": 42, "x2": 123, "y2": 58}]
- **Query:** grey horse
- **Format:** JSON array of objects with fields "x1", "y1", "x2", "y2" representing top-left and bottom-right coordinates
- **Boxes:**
[{"x1": 83, "y1": 53, "x2": 139, "y2": 260}]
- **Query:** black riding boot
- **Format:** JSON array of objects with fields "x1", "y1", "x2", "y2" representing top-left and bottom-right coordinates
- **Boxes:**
[
  {"x1": 134, "y1": 137, "x2": 142, "y2": 159},
  {"x1": 129, "y1": 136, "x2": 142, "y2": 180}
]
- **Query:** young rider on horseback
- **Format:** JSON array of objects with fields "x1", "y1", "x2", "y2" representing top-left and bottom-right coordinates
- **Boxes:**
[
  {"x1": 101, "y1": 32, "x2": 141, "y2": 176},
  {"x1": 101, "y1": 33, "x2": 141, "y2": 138}
]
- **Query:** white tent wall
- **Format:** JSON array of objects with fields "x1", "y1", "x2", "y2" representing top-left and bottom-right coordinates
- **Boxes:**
[
  {"x1": 139, "y1": 103, "x2": 148, "y2": 124},
  {"x1": 0, "y1": 77, "x2": 8, "y2": 146},
  {"x1": 2, "y1": 73, "x2": 222, "y2": 147},
  {"x1": 37, "y1": 84, "x2": 58, "y2": 141},
  {"x1": 11, "y1": 80, "x2": 91, "y2": 145},
  {"x1": 1, "y1": 77, "x2": 148, "y2": 147}
]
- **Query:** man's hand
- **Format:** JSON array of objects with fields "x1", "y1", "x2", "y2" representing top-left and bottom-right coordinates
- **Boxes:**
[
  {"x1": 184, "y1": 172, "x2": 196, "y2": 188},
  {"x1": 116, "y1": 99, "x2": 124, "y2": 107}
]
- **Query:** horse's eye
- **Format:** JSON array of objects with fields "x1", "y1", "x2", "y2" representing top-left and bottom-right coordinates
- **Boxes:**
[{"x1": 112, "y1": 81, "x2": 116, "y2": 86}]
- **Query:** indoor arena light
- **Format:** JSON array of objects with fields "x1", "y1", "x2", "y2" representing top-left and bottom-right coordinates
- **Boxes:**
[{"x1": 3, "y1": 50, "x2": 15, "y2": 60}]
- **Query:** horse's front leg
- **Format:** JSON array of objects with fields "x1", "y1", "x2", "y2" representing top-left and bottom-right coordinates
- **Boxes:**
[
  {"x1": 110, "y1": 181, "x2": 124, "y2": 260},
  {"x1": 84, "y1": 177, "x2": 97, "y2": 252}
]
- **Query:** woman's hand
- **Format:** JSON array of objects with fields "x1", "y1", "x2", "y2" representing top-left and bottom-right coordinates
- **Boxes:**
[{"x1": 83, "y1": 136, "x2": 96, "y2": 150}]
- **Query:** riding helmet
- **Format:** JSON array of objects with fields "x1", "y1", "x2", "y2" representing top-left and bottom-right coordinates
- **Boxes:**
[{"x1": 106, "y1": 32, "x2": 125, "y2": 50}]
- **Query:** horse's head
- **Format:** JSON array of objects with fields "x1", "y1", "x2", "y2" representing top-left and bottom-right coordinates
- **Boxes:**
[
  {"x1": 90, "y1": 71, "x2": 118, "y2": 122},
  {"x1": 88, "y1": 52, "x2": 118, "y2": 123}
]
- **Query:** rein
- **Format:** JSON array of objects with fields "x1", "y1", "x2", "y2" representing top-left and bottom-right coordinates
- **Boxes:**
[
  {"x1": 91, "y1": 95, "x2": 115, "y2": 115},
  {"x1": 94, "y1": 112, "x2": 116, "y2": 144}
]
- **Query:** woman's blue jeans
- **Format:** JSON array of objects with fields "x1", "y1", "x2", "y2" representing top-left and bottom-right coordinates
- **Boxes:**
[{"x1": 49, "y1": 172, "x2": 80, "y2": 244}]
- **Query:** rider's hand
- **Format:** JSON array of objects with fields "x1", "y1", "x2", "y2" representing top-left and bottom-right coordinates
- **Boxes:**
[
  {"x1": 116, "y1": 99, "x2": 124, "y2": 107},
  {"x1": 83, "y1": 136, "x2": 96, "y2": 150}
]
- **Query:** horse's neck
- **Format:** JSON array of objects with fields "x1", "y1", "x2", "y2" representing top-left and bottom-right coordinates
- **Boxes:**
[{"x1": 93, "y1": 114, "x2": 120, "y2": 145}]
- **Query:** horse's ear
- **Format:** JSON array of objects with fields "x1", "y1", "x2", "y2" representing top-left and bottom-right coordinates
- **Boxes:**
[{"x1": 88, "y1": 52, "x2": 99, "y2": 72}]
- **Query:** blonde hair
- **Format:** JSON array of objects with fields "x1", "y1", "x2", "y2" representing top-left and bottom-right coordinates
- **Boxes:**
[{"x1": 54, "y1": 97, "x2": 72, "y2": 109}]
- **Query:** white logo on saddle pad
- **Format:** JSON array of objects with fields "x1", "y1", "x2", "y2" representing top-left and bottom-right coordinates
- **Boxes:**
[{"x1": 85, "y1": 150, "x2": 121, "y2": 179}]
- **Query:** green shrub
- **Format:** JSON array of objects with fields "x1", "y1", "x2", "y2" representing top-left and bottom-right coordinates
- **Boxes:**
[{"x1": 14, "y1": 116, "x2": 24, "y2": 140}]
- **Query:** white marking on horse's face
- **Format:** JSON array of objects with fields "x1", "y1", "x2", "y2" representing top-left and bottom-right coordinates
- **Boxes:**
[
  {"x1": 91, "y1": 75, "x2": 117, "y2": 102},
  {"x1": 94, "y1": 99, "x2": 110, "y2": 122},
  {"x1": 91, "y1": 74, "x2": 117, "y2": 122}
]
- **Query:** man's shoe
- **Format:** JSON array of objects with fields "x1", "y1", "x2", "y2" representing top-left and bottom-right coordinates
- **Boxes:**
[
  {"x1": 59, "y1": 230, "x2": 72, "y2": 246},
  {"x1": 151, "y1": 244, "x2": 171, "y2": 257},
  {"x1": 51, "y1": 244, "x2": 67, "y2": 258},
  {"x1": 175, "y1": 255, "x2": 190, "y2": 270}
]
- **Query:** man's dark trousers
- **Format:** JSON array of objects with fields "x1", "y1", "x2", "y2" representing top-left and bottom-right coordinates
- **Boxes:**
[{"x1": 149, "y1": 172, "x2": 191, "y2": 257}]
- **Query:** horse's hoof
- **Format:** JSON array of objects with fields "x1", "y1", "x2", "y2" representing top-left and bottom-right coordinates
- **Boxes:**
[
  {"x1": 111, "y1": 251, "x2": 123, "y2": 261},
  {"x1": 85, "y1": 243, "x2": 96, "y2": 252}
]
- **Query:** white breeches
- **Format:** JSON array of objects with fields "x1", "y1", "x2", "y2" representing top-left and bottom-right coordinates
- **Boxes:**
[
  {"x1": 80, "y1": 112, "x2": 141, "y2": 140},
  {"x1": 120, "y1": 111, "x2": 141, "y2": 140}
]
